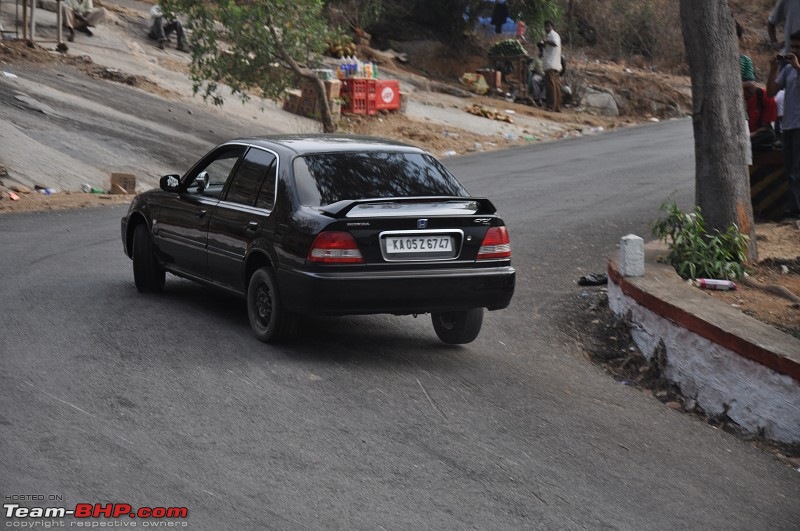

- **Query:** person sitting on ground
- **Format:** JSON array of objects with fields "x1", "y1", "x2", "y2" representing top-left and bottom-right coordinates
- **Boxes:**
[
  {"x1": 62, "y1": 0, "x2": 106, "y2": 42},
  {"x1": 744, "y1": 80, "x2": 778, "y2": 152},
  {"x1": 148, "y1": 4, "x2": 188, "y2": 52},
  {"x1": 527, "y1": 42, "x2": 545, "y2": 107}
]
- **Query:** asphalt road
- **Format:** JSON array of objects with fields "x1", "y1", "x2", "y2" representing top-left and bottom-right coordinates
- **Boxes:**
[{"x1": 2, "y1": 119, "x2": 799, "y2": 529}]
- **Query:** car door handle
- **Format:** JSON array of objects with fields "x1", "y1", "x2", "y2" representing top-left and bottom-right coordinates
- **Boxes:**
[
  {"x1": 195, "y1": 210, "x2": 207, "y2": 219},
  {"x1": 246, "y1": 221, "x2": 259, "y2": 232}
]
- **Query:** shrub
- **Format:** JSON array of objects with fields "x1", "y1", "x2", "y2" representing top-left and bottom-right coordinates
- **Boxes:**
[{"x1": 651, "y1": 201, "x2": 749, "y2": 280}]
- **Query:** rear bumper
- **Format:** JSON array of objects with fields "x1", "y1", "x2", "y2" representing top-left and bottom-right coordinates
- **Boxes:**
[{"x1": 278, "y1": 266, "x2": 515, "y2": 315}]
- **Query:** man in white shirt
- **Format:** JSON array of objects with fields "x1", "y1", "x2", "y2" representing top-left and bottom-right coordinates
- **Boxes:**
[
  {"x1": 62, "y1": 0, "x2": 106, "y2": 42},
  {"x1": 148, "y1": 5, "x2": 188, "y2": 52},
  {"x1": 542, "y1": 20, "x2": 562, "y2": 112}
]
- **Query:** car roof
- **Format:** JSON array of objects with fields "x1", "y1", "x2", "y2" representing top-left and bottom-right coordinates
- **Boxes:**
[{"x1": 226, "y1": 134, "x2": 426, "y2": 156}]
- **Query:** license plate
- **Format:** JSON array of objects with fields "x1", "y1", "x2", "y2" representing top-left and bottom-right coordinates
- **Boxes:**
[{"x1": 385, "y1": 236, "x2": 453, "y2": 253}]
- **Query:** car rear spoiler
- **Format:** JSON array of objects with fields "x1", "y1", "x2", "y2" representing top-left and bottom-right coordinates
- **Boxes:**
[{"x1": 318, "y1": 197, "x2": 498, "y2": 218}]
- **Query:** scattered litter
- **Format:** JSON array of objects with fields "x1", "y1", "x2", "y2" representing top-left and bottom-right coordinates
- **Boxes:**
[
  {"x1": 473, "y1": 142, "x2": 483, "y2": 150},
  {"x1": 442, "y1": 150, "x2": 457, "y2": 157},
  {"x1": 648, "y1": 117, "x2": 660, "y2": 123},
  {"x1": 3, "y1": 71, "x2": 18, "y2": 78},
  {"x1": 8, "y1": 191, "x2": 19, "y2": 201},
  {"x1": 781, "y1": 265, "x2": 790, "y2": 274},
  {"x1": 458, "y1": 72, "x2": 489, "y2": 95},
  {"x1": 620, "y1": 380, "x2": 632, "y2": 386},
  {"x1": 504, "y1": 109, "x2": 516, "y2": 114},
  {"x1": 465, "y1": 104, "x2": 514, "y2": 123},
  {"x1": 691, "y1": 278, "x2": 737, "y2": 291},
  {"x1": 523, "y1": 135, "x2": 538, "y2": 142},
  {"x1": 34, "y1": 185, "x2": 58, "y2": 195},
  {"x1": 578, "y1": 273, "x2": 608, "y2": 286},
  {"x1": 81, "y1": 183, "x2": 106, "y2": 193},
  {"x1": 504, "y1": 132, "x2": 516, "y2": 140}
]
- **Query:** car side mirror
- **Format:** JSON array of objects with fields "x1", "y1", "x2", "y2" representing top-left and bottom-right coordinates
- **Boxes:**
[
  {"x1": 160, "y1": 174, "x2": 181, "y2": 192},
  {"x1": 195, "y1": 171, "x2": 210, "y2": 192}
]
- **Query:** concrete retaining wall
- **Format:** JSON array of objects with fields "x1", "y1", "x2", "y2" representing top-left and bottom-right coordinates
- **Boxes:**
[{"x1": 607, "y1": 248, "x2": 800, "y2": 444}]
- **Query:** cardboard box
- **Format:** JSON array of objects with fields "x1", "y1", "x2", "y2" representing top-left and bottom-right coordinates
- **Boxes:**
[
  {"x1": 283, "y1": 91, "x2": 301, "y2": 113},
  {"x1": 301, "y1": 79, "x2": 341, "y2": 101},
  {"x1": 110, "y1": 173, "x2": 136, "y2": 194}
]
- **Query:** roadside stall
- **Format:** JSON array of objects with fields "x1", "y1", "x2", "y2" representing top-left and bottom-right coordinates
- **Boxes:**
[
  {"x1": 485, "y1": 39, "x2": 530, "y2": 101},
  {"x1": 337, "y1": 57, "x2": 401, "y2": 115}
]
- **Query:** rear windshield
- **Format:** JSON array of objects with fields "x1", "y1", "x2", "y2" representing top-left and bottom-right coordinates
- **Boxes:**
[{"x1": 293, "y1": 152, "x2": 469, "y2": 207}]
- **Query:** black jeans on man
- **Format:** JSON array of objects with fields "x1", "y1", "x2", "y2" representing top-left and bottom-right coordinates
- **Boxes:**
[
  {"x1": 781, "y1": 128, "x2": 800, "y2": 213},
  {"x1": 149, "y1": 16, "x2": 186, "y2": 50}
]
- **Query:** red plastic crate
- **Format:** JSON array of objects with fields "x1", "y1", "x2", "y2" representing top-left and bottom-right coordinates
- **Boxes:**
[
  {"x1": 374, "y1": 80, "x2": 400, "y2": 111},
  {"x1": 341, "y1": 78, "x2": 377, "y2": 115}
]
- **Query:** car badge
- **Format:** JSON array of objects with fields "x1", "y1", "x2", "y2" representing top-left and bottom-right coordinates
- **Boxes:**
[{"x1": 417, "y1": 218, "x2": 428, "y2": 229}]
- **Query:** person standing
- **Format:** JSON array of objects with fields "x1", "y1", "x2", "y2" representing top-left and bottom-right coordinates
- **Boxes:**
[
  {"x1": 768, "y1": 0, "x2": 800, "y2": 53},
  {"x1": 744, "y1": 81, "x2": 778, "y2": 152},
  {"x1": 542, "y1": 20, "x2": 562, "y2": 112},
  {"x1": 767, "y1": 30, "x2": 800, "y2": 215},
  {"x1": 61, "y1": 0, "x2": 106, "y2": 42},
  {"x1": 491, "y1": 1, "x2": 509, "y2": 35}
]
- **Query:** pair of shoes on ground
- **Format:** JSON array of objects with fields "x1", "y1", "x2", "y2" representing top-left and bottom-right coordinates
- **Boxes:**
[{"x1": 158, "y1": 39, "x2": 188, "y2": 52}]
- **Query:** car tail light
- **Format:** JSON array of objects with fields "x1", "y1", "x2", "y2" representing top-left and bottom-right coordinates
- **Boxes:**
[
  {"x1": 308, "y1": 231, "x2": 364, "y2": 263},
  {"x1": 477, "y1": 226, "x2": 511, "y2": 260}
]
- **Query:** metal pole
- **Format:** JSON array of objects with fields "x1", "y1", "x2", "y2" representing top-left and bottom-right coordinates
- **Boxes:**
[
  {"x1": 21, "y1": 0, "x2": 27, "y2": 41},
  {"x1": 28, "y1": 0, "x2": 35, "y2": 44},
  {"x1": 56, "y1": 0, "x2": 63, "y2": 46}
]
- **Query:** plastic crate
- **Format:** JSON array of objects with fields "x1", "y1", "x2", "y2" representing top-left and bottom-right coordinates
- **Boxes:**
[
  {"x1": 374, "y1": 80, "x2": 401, "y2": 111},
  {"x1": 341, "y1": 78, "x2": 377, "y2": 115}
]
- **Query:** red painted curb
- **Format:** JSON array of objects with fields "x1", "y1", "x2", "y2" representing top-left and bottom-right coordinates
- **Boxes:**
[{"x1": 608, "y1": 261, "x2": 800, "y2": 383}]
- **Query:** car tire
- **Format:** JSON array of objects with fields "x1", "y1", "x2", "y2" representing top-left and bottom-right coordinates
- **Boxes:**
[
  {"x1": 431, "y1": 308, "x2": 484, "y2": 344},
  {"x1": 132, "y1": 224, "x2": 165, "y2": 293},
  {"x1": 247, "y1": 267, "x2": 296, "y2": 343}
]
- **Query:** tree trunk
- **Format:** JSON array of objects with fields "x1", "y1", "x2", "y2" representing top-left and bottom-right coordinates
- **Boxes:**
[
  {"x1": 268, "y1": 22, "x2": 336, "y2": 133},
  {"x1": 311, "y1": 75, "x2": 336, "y2": 133},
  {"x1": 679, "y1": 0, "x2": 757, "y2": 262}
]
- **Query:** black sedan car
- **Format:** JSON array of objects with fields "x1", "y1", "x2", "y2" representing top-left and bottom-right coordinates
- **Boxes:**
[{"x1": 121, "y1": 135, "x2": 515, "y2": 344}]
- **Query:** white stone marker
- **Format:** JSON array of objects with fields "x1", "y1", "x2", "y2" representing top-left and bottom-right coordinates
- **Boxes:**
[{"x1": 619, "y1": 234, "x2": 645, "y2": 277}]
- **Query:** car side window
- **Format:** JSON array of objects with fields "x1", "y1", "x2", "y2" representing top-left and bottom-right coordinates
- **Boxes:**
[
  {"x1": 185, "y1": 145, "x2": 245, "y2": 199},
  {"x1": 224, "y1": 148, "x2": 277, "y2": 208}
]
